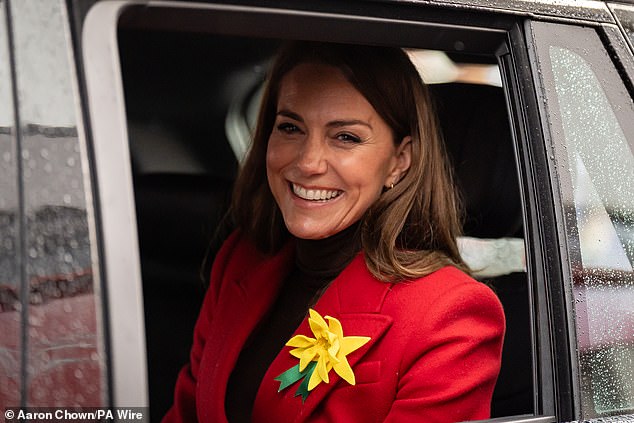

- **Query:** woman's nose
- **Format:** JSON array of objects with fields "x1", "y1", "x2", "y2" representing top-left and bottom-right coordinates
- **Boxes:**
[{"x1": 296, "y1": 135, "x2": 328, "y2": 175}]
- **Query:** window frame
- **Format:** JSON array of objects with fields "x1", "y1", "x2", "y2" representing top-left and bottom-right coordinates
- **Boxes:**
[
  {"x1": 82, "y1": 1, "x2": 148, "y2": 408},
  {"x1": 502, "y1": 22, "x2": 565, "y2": 422},
  {"x1": 610, "y1": 3, "x2": 634, "y2": 55}
]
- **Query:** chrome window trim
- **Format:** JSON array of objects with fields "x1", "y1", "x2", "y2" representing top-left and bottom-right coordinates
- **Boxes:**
[{"x1": 82, "y1": 0, "x2": 148, "y2": 408}]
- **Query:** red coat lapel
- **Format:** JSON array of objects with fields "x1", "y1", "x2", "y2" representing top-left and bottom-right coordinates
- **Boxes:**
[
  {"x1": 252, "y1": 254, "x2": 394, "y2": 423},
  {"x1": 197, "y1": 239, "x2": 295, "y2": 423}
]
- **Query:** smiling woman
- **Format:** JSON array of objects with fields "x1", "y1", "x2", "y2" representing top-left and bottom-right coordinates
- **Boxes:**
[
  {"x1": 233, "y1": 42, "x2": 469, "y2": 281},
  {"x1": 163, "y1": 41, "x2": 505, "y2": 423},
  {"x1": 266, "y1": 61, "x2": 411, "y2": 240}
]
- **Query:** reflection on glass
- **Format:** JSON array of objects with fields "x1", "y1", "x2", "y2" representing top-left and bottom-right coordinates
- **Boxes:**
[
  {"x1": 9, "y1": 0, "x2": 106, "y2": 407},
  {"x1": 0, "y1": 0, "x2": 22, "y2": 408},
  {"x1": 550, "y1": 46, "x2": 634, "y2": 417}
]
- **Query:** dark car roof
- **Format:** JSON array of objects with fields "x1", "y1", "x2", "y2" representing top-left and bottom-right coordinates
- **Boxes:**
[
  {"x1": 181, "y1": 0, "x2": 634, "y2": 24},
  {"x1": 363, "y1": 0, "x2": 622, "y2": 23}
]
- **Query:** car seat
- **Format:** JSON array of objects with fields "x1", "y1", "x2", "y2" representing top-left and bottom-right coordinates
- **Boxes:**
[{"x1": 430, "y1": 82, "x2": 533, "y2": 417}]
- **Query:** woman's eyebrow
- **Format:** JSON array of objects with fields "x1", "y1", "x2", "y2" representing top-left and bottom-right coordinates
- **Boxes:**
[
  {"x1": 277, "y1": 109, "x2": 303, "y2": 122},
  {"x1": 327, "y1": 120, "x2": 373, "y2": 130},
  {"x1": 277, "y1": 110, "x2": 372, "y2": 130}
]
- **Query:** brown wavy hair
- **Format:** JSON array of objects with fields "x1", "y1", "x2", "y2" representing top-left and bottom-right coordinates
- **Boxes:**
[{"x1": 231, "y1": 41, "x2": 467, "y2": 281}]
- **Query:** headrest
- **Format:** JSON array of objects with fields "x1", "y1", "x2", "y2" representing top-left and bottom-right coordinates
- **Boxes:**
[{"x1": 429, "y1": 83, "x2": 523, "y2": 238}]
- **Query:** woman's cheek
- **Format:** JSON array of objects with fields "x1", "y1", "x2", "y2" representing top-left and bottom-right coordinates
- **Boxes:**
[{"x1": 267, "y1": 138, "x2": 294, "y2": 170}]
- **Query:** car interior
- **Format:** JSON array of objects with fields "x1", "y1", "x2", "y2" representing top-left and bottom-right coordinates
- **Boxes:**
[{"x1": 118, "y1": 20, "x2": 533, "y2": 422}]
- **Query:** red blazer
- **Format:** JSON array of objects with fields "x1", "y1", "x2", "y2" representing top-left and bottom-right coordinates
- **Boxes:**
[{"x1": 163, "y1": 232, "x2": 505, "y2": 423}]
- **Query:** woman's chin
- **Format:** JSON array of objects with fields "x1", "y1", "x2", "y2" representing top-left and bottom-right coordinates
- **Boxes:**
[{"x1": 285, "y1": 222, "x2": 338, "y2": 240}]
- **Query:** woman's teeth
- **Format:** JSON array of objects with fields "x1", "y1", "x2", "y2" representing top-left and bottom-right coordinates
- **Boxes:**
[{"x1": 292, "y1": 183, "x2": 341, "y2": 201}]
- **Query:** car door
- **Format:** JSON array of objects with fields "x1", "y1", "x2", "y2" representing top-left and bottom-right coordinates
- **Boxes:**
[{"x1": 527, "y1": 16, "x2": 634, "y2": 422}]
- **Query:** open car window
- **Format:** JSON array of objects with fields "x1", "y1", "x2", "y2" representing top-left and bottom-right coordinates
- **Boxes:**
[
  {"x1": 83, "y1": 2, "x2": 547, "y2": 421},
  {"x1": 118, "y1": 29, "x2": 532, "y2": 423}
]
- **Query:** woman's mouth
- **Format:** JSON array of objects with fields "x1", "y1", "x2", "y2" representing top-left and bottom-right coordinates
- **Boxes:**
[{"x1": 291, "y1": 183, "x2": 342, "y2": 201}]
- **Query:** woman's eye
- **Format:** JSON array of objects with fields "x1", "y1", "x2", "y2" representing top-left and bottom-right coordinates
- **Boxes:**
[
  {"x1": 277, "y1": 123, "x2": 300, "y2": 134},
  {"x1": 336, "y1": 133, "x2": 362, "y2": 143}
]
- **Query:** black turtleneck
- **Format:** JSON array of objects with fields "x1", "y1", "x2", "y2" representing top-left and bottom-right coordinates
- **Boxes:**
[{"x1": 224, "y1": 223, "x2": 361, "y2": 423}]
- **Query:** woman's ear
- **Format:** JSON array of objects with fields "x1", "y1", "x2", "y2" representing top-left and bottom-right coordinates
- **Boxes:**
[{"x1": 386, "y1": 136, "x2": 412, "y2": 187}]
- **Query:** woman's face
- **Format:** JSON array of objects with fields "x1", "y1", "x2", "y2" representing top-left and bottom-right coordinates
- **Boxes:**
[{"x1": 266, "y1": 63, "x2": 411, "y2": 240}]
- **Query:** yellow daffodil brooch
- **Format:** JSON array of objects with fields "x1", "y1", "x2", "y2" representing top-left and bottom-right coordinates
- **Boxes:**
[{"x1": 275, "y1": 308, "x2": 370, "y2": 402}]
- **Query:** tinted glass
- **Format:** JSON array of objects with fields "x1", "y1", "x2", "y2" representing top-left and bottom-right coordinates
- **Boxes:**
[
  {"x1": 532, "y1": 22, "x2": 634, "y2": 419},
  {"x1": 0, "y1": 0, "x2": 21, "y2": 407},
  {"x1": 8, "y1": 0, "x2": 106, "y2": 407}
]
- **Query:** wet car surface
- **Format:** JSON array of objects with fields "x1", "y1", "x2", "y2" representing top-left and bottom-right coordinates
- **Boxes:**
[{"x1": 2, "y1": 0, "x2": 634, "y2": 422}]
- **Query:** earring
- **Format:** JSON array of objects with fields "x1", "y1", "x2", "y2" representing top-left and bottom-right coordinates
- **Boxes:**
[{"x1": 390, "y1": 183, "x2": 395, "y2": 190}]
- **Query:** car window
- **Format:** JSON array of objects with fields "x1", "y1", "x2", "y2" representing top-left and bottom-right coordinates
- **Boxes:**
[
  {"x1": 0, "y1": 0, "x2": 21, "y2": 407},
  {"x1": 531, "y1": 21, "x2": 634, "y2": 420},
  {"x1": 3, "y1": 0, "x2": 107, "y2": 408},
  {"x1": 119, "y1": 37, "x2": 533, "y2": 423}
]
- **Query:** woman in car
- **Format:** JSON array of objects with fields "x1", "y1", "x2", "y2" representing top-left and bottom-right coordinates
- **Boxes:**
[{"x1": 164, "y1": 41, "x2": 505, "y2": 423}]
